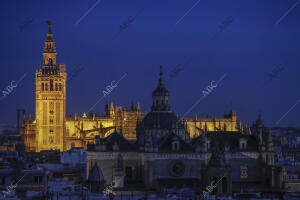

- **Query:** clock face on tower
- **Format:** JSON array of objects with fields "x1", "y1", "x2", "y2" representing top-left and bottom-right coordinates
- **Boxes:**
[{"x1": 169, "y1": 161, "x2": 185, "y2": 177}]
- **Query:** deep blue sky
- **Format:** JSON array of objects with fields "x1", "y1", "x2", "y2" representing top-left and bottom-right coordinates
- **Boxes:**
[{"x1": 0, "y1": 0, "x2": 300, "y2": 128}]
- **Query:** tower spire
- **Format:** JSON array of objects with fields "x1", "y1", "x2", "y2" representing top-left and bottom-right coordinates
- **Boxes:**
[
  {"x1": 160, "y1": 65, "x2": 163, "y2": 79},
  {"x1": 151, "y1": 65, "x2": 171, "y2": 111},
  {"x1": 158, "y1": 64, "x2": 165, "y2": 88},
  {"x1": 46, "y1": 21, "x2": 52, "y2": 37},
  {"x1": 43, "y1": 21, "x2": 56, "y2": 67}
]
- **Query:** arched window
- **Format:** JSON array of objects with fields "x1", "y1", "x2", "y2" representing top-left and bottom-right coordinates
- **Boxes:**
[
  {"x1": 172, "y1": 141, "x2": 180, "y2": 151},
  {"x1": 45, "y1": 83, "x2": 48, "y2": 91},
  {"x1": 55, "y1": 83, "x2": 58, "y2": 91},
  {"x1": 50, "y1": 80, "x2": 53, "y2": 91},
  {"x1": 41, "y1": 83, "x2": 44, "y2": 91},
  {"x1": 48, "y1": 58, "x2": 52, "y2": 66},
  {"x1": 59, "y1": 83, "x2": 62, "y2": 91},
  {"x1": 161, "y1": 100, "x2": 164, "y2": 105}
]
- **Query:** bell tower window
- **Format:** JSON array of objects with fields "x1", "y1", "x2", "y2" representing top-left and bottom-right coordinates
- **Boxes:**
[
  {"x1": 55, "y1": 83, "x2": 58, "y2": 91},
  {"x1": 50, "y1": 80, "x2": 53, "y2": 91},
  {"x1": 49, "y1": 58, "x2": 53, "y2": 66},
  {"x1": 41, "y1": 83, "x2": 44, "y2": 91},
  {"x1": 45, "y1": 83, "x2": 48, "y2": 91}
]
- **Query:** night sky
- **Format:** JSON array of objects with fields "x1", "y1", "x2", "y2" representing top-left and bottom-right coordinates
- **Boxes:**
[{"x1": 1, "y1": 0, "x2": 300, "y2": 128}]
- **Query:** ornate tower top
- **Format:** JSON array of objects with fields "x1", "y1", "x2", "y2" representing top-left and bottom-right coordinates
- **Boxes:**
[
  {"x1": 46, "y1": 21, "x2": 52, "y2": 37},
  {"x1": 151, "y1": 65, "x2": 171, "y2": 111},
  {"x1": 43, "y1": 21, "x2": 57, "y2": 68}
]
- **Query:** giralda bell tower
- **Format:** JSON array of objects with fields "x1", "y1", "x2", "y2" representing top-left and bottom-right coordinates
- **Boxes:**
[{"x1": 35, "y1": 21, "x2": 66, "y2": 152}]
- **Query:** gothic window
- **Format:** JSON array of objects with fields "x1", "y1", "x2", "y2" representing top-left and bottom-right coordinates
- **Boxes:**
[
  {"x1": 59, "y1": 83, "x2": 62, "y2": 91},
  {"x1": 55, "y1": 83, "x2": 58, "y2": 91},
  {"x1": 49, "y1": 129, "x2": 54, "y2": 134},
  {"x1": 41, "y1": 83, "x2": 44, "y2": 91},
  {"x1": 161, "y1": 100, "x2": 164, "y2": 105},
  {"x1": 156, "y1": 100, "x2": 158, "y2": 105},
  {"x1": 49, "y1": 119, "x2": 53, "y2": 124},
  {"x1": 45, "y1": 83, "x2": 48, "y2": 91},
  {"x1": 50, "y1": 80, "x2": 53, "y2": 91},
  {"x1": 49, "y1": 110, "x2": 54, "y2": 115}
]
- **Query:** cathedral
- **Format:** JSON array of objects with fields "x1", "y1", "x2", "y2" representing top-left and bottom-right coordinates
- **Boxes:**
[
  {"x1": 21, "y1": 23, "x2": 247, "y2": 152},
  {"x1": 85, "y1": 62, "x2": 285, "y2": 197}
]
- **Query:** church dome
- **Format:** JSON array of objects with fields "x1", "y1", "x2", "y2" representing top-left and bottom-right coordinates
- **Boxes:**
[
  {"x1": 152, "y1": 77, "x2": 170, "y2": 97},
  {"x1": 140, "y1": 111, "x2": 183, "y2": 129},
  {"x1": 137, "y1": 66, "x2": 187, "y2": 145}
]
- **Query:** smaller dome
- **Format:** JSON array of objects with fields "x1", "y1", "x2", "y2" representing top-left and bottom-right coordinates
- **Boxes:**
[
  {"x1": 88, "y1": 163, "x2": 104, "y2": 182},
  {"x1": 152, "y1": 84, "x2": 170, "y2": 97}
]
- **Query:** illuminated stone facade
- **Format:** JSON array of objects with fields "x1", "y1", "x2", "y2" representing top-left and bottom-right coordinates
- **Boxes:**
[
  {"x1": 21, "y1": 23, "x2": 246, "y2": 152},
  {"x1": 34, "y1": 21, "x2": 66, "y2": 152},
  {"x1": 183, "y1": 109, "x2": 247, "y2": 138}
]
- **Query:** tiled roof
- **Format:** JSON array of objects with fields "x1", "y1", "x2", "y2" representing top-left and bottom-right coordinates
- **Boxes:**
[
  {"x1": 158, "y1": 132, "x2": 194, "y2": 152},
  {"x1": 101, "y1": 131, "x2": 137, "y2": 152}
]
